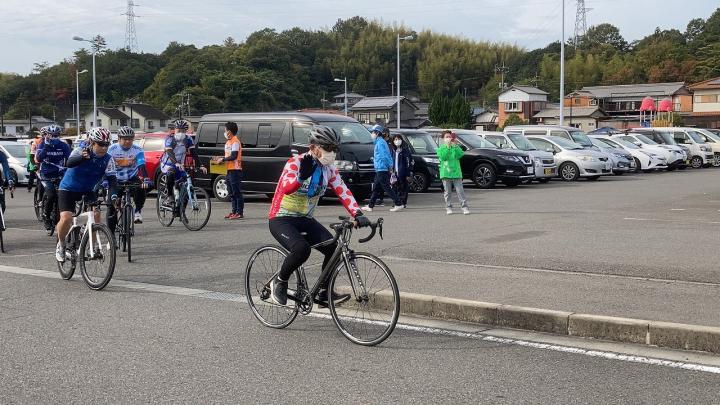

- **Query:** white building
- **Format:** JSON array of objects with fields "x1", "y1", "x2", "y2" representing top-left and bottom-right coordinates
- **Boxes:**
[{"x1": 119, "y1": 102, "x2": 171, "y2": 132}]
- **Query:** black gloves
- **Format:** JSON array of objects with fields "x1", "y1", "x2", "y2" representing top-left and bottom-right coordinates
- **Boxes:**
[
  {"x1": 298, "y1": 154, "x2": 315, "y2": 181},
  {"x1": 354, "y1": 212, "x2": 371, "y2": 228}
]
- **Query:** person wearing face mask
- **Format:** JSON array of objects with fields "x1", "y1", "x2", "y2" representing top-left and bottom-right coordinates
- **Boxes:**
[
  {"x1": 361, "y1": 124, "x2": 404, "y2": 213},
  {"x1": 437, "y1": 130, "x2": 469, "y2": 215},
  {"x1": 212, "y1": 122, "x2": 244, "y2": 220},
  {"x1": 267, "y1": 125, "x2": 371, "y2": 307},
  {"x1": 391, "y1": 134, "x2": 412, "y2": 208},
  {"x1": 35, "y1": 124, "x2": 71, "y2": 233},
  {"x1": 159, "y1": 119, "x2": 206, "y2": 205}
]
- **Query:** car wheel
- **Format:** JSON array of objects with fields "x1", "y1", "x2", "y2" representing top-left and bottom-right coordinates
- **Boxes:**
[
  {"x1": 587, "y1": 176, "x2": 600, "y2": 181},
  {"x1": 213, "y1": 176, "x2": 230, "y2": 202},
  {"x1": 666, "y1": 165, "x2": 677, "y2": 171},
  {"x1": 408, "y1": 173, "x2": 429, "y2": 193},
  {"x1": 691, "y1": 156, "x2": 703, "y2": 169},
  {"x1": 633, "y1": 157, "x2": 642, "y2": 173},
  {"x1": 472, "y1": 163, "x2": 496, "y2": 188},
  {"x1": 559, "y1": 162, "x2": 579, "y2": 181},
  {"x1": 713, "y1": 154, "x2": 720, "y2": 167},
  {"x1": 538, "y1": 178, "x2": 551, "y2": 183},
  {"x1": 612, "y1": 170, "x2": 624, "y2": 176}
]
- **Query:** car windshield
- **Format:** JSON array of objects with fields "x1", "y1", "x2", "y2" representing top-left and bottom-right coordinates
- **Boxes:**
[
  {"x1": 550, "y1": 137, "x2": 583, "y2": 150},
  {"x1": 1, "y1": 144, "x2": 27, "y2": 158},
  {"x1": 687, "y1": 130, "x2": 705, "y2": 143},
  {"x1": 458, "y1": 134, "x2": 495, "y2": 149},
  {"x1": 656, "y1": 131, "x2": 677, "y2": 145},
  {"x1": 633, "y1": 134, "x2": 658, "y2": 145},
  {"x1": 320, "y1": 121, "x2": 373, "y2": 144},
  {"x1": 405, "y1": 133, "x2": 437, "y2": 154},
  {"x1": 608, "y1": 138, "x2": 639, "y2": 149},
  {"x1": 507, "y1": 133, "x2": 537, "y2": 151},
  {"x1": 590, "y1": 138, "x2": 610, "y2": 148},
  {"x1": 697, "y1": 129, "x2": 720, "y2": 142},
  {"x1": 568, "y1": 131, "x2": 593, "y2": 147}
]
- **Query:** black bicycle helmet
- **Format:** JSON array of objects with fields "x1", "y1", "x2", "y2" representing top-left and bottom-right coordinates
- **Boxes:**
[
  {"x1": 117, "y1": 126, "x2": 135, "y2": 139},
  {"x1": 308, "y1": 125, "x2": 339, "y2": 148}
]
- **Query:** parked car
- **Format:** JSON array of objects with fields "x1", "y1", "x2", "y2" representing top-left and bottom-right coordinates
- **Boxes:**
[
  {"x1": 613, "y1": 132, "x2": 685, "y2": 171},
  {"x1": 504, "y1": 125, "x2": 601, "y2": 152},
  {"x1": 626, "y1": 128, "x2": 691, "y2": 170},
  {"x1": 0, "y1": 141, "x2": 30, "y2": 184},
  {"x1": 691, "y1": 129, "x2": 720, "y2": 167},
  {"x1": 641, "y1": 127, "x2": 713, "y2": 169},
  {"x1": 481, "y1": 131, "x2": 557, "y2": 183},
  {"x1": 194, "y1": 113, "x2": 375, "y2": 200},
  {"x1": 589, "y1": 135, "x2": 668, "y2": 173},
  {"x1": 527, "y1": 135, "x2": 613, "y2": 181},
  {"x1": 133, "y1": 132, "x2": 170, "y2": 191},
  {"x1": 388, "y1": 129, "x2": 441, "y2": 193},
  {"x1": 424, "y1": 128, "x2": 534, "y2": 188},
  {"x1": 588, "y1": 137, "x2": 634, "y2": 175}
]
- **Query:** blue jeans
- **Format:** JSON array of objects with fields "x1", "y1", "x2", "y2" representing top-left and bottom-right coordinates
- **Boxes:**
[
  {"x1": 227, "y1": 170, "x2": 244, "y2": 215},
  {"x1": 368, "y1": 171, "x2": 400, "y2": 207}
]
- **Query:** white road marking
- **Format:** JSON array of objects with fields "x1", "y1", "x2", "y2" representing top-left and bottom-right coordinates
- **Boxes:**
[
  {"x1": 669, "y1": 209, "x2": 686, "y2": 211},
  {"x1": 1, "y1": 264, "x2": 719, "y2": 374},
  {"x1": 624, "y1": 217, "x2": 720, "y2": 225}
]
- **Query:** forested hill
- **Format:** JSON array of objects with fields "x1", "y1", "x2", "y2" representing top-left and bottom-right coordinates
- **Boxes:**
[{"x1": 1, "y1": 9, "x2": 719, "y2": 122}]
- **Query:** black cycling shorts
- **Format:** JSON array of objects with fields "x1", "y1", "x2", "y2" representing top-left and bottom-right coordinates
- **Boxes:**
[{"x1": 58, "y1": 190, "x2": 97, "y2": 213}]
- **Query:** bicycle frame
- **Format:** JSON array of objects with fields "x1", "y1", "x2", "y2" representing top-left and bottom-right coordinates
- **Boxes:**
[{"x1": 67, "y1": 203, "x2": 101, "y2": 259}]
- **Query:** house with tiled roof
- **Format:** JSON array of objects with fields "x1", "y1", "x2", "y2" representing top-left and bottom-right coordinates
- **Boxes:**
[
  {"x1": 349, "y1": 96, "x2": 427, "y2": 128},
  {"x1": 119, "y1": 102, "x2": 171, "y2": 132},
  {"x1": 498, "y1": 85, "x2": 549, "y2": 127},
  {"x1": 688, "y1": 77, "x2": 720, "y2": 129},
  {"x1": 83, "y1": 107, "x2": 130, "y2": 131}
]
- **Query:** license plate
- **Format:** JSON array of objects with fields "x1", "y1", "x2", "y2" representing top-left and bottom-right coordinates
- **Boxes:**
[
  {"x1": 544, "y1": 168, "x2": 553, "y2": 175},
  {"x1": 605, "y1": 163, "x2": 611, "y2": 170},
  {"x1": 527, "y1": 166, "x2": 534, "y2": 174}
]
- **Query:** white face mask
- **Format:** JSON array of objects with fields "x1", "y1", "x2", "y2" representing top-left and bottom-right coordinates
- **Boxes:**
[
  {"x1": 174, "y1": 132, "x2": 186, "y2": 141},
  {"x1": 318, "y1": 150, "x2": 336, "y2": 166},
  {"x1": 224, "y1": 131, "x2": 231, "y2": 140},
  {"x1": 394, "y1": 140, "x2": 402, "y2": 147},
  {"x1": 444, "y1": 137, "x2": 452, "y2": 144},
  {"x1": 371, "y1": 133, "x2": 378, "y2": 140}
]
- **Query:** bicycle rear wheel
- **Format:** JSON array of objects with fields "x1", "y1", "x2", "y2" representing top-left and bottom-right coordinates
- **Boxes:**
[
  {"x1": 245, "y1": 245, "x2": 299, "y2": 329},
  {"x1": 124, "y1": 203, "x2": 134, "y2": 262},
  {"x1": 156, "y1": 175, "x2": 174, "y2": 227},
  {"x1": 180, "y1": 186, "x2": 211, "y2": 231},
  {"x1": 329, "y1": 252, "x2": 400, "y2": 346},
  {"x1": 33, "y1": 186, "x2": 43, "y2": 221},
  {"x1": 57, "y1": 228, "x2": 80, "y2": 280},
  {"x1": 79, "y1": 223, "x2": 116, "y2": 290}
]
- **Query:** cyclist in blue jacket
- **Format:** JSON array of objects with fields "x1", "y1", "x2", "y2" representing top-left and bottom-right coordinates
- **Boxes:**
[
  {"x1": 55, "y1": 127, "x2": 117, "y2": 262},
  {"x1": 0, "y1": 148, "x2": 15, "y2": 214},
  {"x1": 35, "y1": 124, "x2": 71, "y2": 233}
]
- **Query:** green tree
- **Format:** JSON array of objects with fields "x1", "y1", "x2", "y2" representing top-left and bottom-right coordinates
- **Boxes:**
[{"x1": 500, "y1": 113, "x2": 525, "y2": 130}]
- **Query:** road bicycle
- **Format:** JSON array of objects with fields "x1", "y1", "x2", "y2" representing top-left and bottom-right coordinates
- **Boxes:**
[
  {"x1": 114, "y1": 182, "x2": 142, "y2": 262},
  {"x1": 36, "y1": 177, "x2": 62, "y2": 236},
  {"x1": 245, "y1": 216, "x2": 400, "y2": 346},
  {"x1": 0, "y1": 184, "x2": 14, "y2": 253},
  {"x1": 57, "y1": 197, "x2": 117, "y2": 290},
  {"x1": 156, "y1": 168, "x2": 211, "y2": 231}
]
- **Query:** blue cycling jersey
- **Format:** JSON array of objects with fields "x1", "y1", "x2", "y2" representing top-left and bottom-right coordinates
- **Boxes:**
[
  {"x1": 59, "y1": 147, "x2": 117, "y2": 193},
  {"x1": 160, "y1": 135, "x2": 194, "y2": 173},
  {"x1": 0, "y1": 152, "x2": 10, "y2": 183},
  {"x1": 36, "y1": 138, "x2": 71, "y2": 179},
  {"x1": 108, "y1": 143, "x2": 145, "y2": 182}
]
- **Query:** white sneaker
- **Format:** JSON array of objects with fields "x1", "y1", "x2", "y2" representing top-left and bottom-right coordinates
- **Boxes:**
[
  {"x1": 446, "y1": 208, "x2": 453, "y2": 215},
  {"x1": 462, "y1": 207, "x2": 470, "y2": 215},
  {"x1": 55, "y1": 242, "x2": 65, "y2": 262},
  {"x1": 360, "y1": 205, "x2": 373, "y2": 212},
  {"x1": 134, "y1": 212, "x2": 143, "y2": 224},
  {"x1": 389, "y1": 205, "x2": 404, "y2": 212}
]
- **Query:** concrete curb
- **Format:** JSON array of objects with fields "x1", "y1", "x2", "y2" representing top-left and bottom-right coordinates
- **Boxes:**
[{"x1": 396, "y1": 292, "x2": 720, "y2": 354}]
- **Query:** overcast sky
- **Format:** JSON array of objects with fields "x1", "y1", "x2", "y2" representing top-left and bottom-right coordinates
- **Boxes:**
[{"x1": 1, "y1": 0, "x2": 717, "y2": 75}]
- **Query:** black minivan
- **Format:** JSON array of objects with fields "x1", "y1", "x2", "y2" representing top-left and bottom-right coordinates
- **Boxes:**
[{"x1": 193, "y1": 112, "x2": 376, "y2": 200}]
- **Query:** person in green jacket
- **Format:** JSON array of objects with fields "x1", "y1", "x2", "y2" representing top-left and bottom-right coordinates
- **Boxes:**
[{"x1": 437, "y1": 130, "x2": 469, "y2": 215}]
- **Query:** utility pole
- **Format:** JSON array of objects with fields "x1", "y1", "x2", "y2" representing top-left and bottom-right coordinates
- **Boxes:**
[
  {"x1": 574, "y1": 0, "x2": 592, "y2": 47},
  {"x1": 123, "y1": 0, "x2": 140, "y2": 52},
  {"x1": 495, "y1": 63, "x2": 509, "y2": 91},
  {"x1": 0, "y1": 102, "x2": 4, "y2": 137},
  {"x1": 560, "y1": 0, "x2": 566, "y2": 126}
]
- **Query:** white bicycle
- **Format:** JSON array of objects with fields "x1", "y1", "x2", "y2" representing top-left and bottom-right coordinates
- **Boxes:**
[{"x1": 56, "y1": 197, "x2": 117, "y2": 290}]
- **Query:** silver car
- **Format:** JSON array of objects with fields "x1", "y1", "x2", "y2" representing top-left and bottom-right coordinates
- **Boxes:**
[
  {"x1": 588, "y1": 137, "x2": 634, "y2": 175},
  {"x1": 480, "y1": 131, "x2": 558, "y2": 183},
  {"x1": 0, "y1": 141, "x2": 30, "y2": 184},
  {"x1": 527, "y1": 136, "x2": 613, "y2": 181}
]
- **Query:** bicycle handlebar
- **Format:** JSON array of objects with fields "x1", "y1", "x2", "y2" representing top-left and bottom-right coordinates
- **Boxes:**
[{"x1": 331, "y1": 216, "x2": 384, "y2": 244}]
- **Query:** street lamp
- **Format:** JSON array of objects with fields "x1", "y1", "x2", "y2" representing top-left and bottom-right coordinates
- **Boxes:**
[
  {"x1": 76, "y1": 69, "x2": 88, "y2": 135},
  {"x1": 334, "y1": 78, "x2": 347, "y2": 116},
  {"x1": 397, "y1": 34, "x2": 414, "y2": 129},
  {"x1": 73, "y1": 36, "x2": 99, "y2": 128},
  {"x1": 559, "y1": 0, "x2": 566, "y2": 126}
]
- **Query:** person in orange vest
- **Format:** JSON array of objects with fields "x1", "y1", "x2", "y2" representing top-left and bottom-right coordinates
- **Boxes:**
[{"x1": 212, "y1": 122, "x2": 243, "y2": 219}]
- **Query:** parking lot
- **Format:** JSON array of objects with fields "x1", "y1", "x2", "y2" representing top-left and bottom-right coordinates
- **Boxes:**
[{"x1": 2, "y1": 166, "x2": 720, "y2": 325}]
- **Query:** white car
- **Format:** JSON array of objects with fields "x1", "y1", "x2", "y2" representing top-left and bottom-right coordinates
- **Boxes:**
[
  {"x1": 590, "y1": 135, "x2": 667, "y2": 172},
  {"x1": 694, "y1": 129, "x2": 720, "y2": 167},
  {"x1": 0, "y1": 141, "x2": 30, "y2": 184},
  {"x1": 612, "y1": 133, "x2": 685, "y2": 171}
]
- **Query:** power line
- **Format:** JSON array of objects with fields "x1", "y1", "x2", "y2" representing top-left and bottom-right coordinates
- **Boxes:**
[{"x1": 123, "y1": 0, "x2": 140, "y2": 52}]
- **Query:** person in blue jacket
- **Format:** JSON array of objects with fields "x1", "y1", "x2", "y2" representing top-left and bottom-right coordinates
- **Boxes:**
[
  {"x1": 361, "y1": 124, "x2": 404, "y2": 212},
  {"x1": 35, "y1": 124, "x2": 71, "y2": 233},
  {"x1": 0, "y1": 148, "x2": 15, "y2": 215}
]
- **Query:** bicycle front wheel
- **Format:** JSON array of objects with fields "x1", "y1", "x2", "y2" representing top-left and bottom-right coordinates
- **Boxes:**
[
  {"x1": 180, "y1": 186, "x2": 211, "y2": 231},
  {"x1": 329, "y1": 252, "x2": 400, "y2": 346},
  {"x1": 156, "y1": 176, "x2": 174, "y2": 227},
  {"x1": 245, "y1": 245, "x2": 299, "y2": 329},
  {"x1": 124, "y1": 203, "x2": 134, "y2": 262},
  {"x1": 79, "y1": 223, "x2": 116, "y2": 290},
  {"x1": 33, "y1": 187, "x2": 43, "y2": 221},
  {"x1": 57, "y1": 228, "x2": 80, "y2": 280}
]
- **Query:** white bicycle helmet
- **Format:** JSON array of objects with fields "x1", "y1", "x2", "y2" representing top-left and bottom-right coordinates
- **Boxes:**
[{"x1": 88, "y1": 127, "x2": 111, "y2": 143}]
